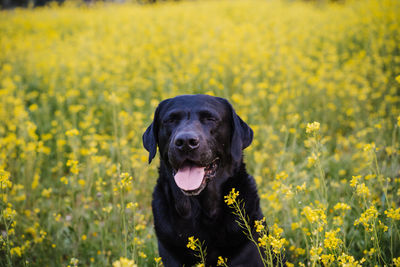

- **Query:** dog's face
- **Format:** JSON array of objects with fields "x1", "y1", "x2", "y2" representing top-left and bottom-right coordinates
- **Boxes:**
[{"x1": 143, "y1": 95, "x2": 253, "y2": 196}]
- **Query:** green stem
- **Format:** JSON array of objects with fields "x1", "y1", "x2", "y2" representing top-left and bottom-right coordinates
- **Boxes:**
[
  {"x1": 2, "y1": 213, "x2": 12, "y2": 266},
  {"x1": 198, "y1": 242, "x2": 206, "y2": 265},
  {"x1": 232, "y1": 201, "x2": 267, "y2": 267}
]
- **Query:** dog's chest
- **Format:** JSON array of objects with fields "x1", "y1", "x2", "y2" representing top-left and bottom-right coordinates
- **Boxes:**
[{"x1": 170, "y1": 204, "x2": 243, "y2": 246}]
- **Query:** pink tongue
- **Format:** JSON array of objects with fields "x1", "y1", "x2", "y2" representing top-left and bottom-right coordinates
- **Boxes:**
[{"x1": 174, "y1": 165, "x2": 205, "y2": 191}]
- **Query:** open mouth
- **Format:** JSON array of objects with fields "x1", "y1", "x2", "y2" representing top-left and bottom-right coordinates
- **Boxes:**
[{"x1": 172, "y1": 158, "x2": 219, "y2": 196}]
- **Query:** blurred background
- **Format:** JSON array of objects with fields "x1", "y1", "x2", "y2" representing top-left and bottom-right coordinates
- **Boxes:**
[{"x1": 1, "y1": 0, "x2": 344, "y2": 8}]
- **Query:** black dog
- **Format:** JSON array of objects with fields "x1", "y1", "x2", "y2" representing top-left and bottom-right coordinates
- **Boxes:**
[{"x1": 143, "y1": 95, "x2": 267, "y2": 266}]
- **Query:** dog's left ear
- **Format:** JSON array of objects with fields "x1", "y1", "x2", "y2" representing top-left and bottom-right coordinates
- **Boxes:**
[{"x1": 227, "y1": 101, "x2": 253, "y2": 163}]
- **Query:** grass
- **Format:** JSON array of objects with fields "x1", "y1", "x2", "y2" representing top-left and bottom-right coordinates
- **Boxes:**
[{"x1": 0, "y1": 0, "x2": 400, "y2": 266}]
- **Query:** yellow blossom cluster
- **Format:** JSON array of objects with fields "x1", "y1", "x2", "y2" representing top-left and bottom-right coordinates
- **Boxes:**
[
  {"x1": 112, "y1": 257, "x2": 137, "y2": 267},
  {"x1": 354, "y1": 206, "x2": 379, "y2": 232},
  {"x1": 385, "y1": 208, "x2": 400, "y2": 220},
  {"x1": 323, "y1": 228, "x2": 342, "y2": 251},
  {"x1": 301, "y1": 205, "x2": 327, "y2": 231},
  {"x1": 224, "y1": 188, "x2": 239, "y2": 206},
  {"x1": 187, "y1": 236, "x2": 198, "y2": 251},
  {"x1": 0, "y1": 0, "x2": 399, "y2": 265}
]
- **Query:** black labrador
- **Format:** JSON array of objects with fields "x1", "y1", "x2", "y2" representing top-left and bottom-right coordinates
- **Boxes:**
[{"x1": 143, "y1": 95, "x2": 268, "y2": 266}]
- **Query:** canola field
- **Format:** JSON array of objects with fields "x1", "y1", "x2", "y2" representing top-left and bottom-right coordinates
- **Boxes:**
[{"x1": 1, "y1": 0, "x2": 400, "y2": 266}]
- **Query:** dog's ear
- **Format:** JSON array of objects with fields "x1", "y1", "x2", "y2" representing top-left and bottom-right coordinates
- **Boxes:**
[
  {"x1": 143, "y1": 122, "x2": 157, "y2": 164},
  {"x1": 229, "y1": 103, "x2": 253, "y2": 163},
  {"x1": 143, "y1": 103, "x2": 163, "y2": 164}
]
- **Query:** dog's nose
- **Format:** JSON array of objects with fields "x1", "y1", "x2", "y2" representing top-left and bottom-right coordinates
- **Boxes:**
[{"x1": 174, "y1": 132, "x2": 200, "y2": 151}]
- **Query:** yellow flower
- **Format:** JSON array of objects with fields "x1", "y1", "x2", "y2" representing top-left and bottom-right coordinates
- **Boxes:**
[
  {"x1": 217, "y1": 256, "x2": 227, "y2": 266},
  {"x1": 334, "y1": 202, "x2": 351, "y2": 212},
  {"x1": 356, "y1": 183, "x2": 370, "y2": 198},
  {"x1": 41, "y1": 188, "x2": 52, "y2": 198},
  {"x1": 138, "y1": 251, "x2": 147, "y2": 259},
  {"x1": 296, "y1": 182, "x2": 306, "y2": 192},
  {"x1": 112, "y1": 257, "x2": 137, "y2": 267},
  {"x1": 271, "y1": 223, "x2": 284, "y2": 237},
  {"x1": 337, "y1": 253, "x2": 362, "y2": 267},
  {"x1": 324, "y1": 228, "x2": 342, "y2": 250},
  {"x1": 363, "y1": 142, "x2": 376, "y2": 152},
  {"x1": 53, "y1": 213, "x2": 62, "y2": 222},
  {"x1": 291, "y1": 222, "x2": 300, "y2": 230},
  {"x1": 394, "y1": 257, "x2": 400, "y2": 267},
  {"x1": 269, "y1": 236, "x2": 286, "y2": 254},
  {"x1": 275, "y1": 171, "x2": 288, "y2": 180},
  {"x1": 29, "y1": 103, "x2": 38, "y2": 111},
  {"x1": 310, "y1": 246, "x2": 323, "y2": 262},
  {"x1": 118, "y1": 172, "x2": 133, "y2": 189},
  {"x1": 295, "y1": 247, "x2": 306, "y2": 256},
  {"x1": 254, "y1": 217, "x2": 266, "y2": 233},
  {"x1": 350, "y1": 175, "x2": 361, "y2": 188},
  {"x1": 65, "y1": 128, "x2": 80, "y2": 137},
  {"x1": 258, "y1": 234, "x2": 268, "y2": 247},
  {"x1": 4, "y1": 206, "x2": 17, "y2": 220},
  {"x1": 66, "y1": 160, "x2": 79, "y2": 175},
  {"x1": 126, "y1": 202, "x2": 138, "y2": 210},
  {"x1": 224, "y1": 188, "x2": 239, "y2": 206},
  {"x1": 187, "y1": 236, "x2": 198, "y2": 250},
  {"x1": 0, "y1": 169, "x2": 12, "y2": 189},
  {"x1": 306, "y1": 121, "x2": 320, "y2": 134},
  {"x1": 31, "y1": 173, "x2": 40, "y2": 189},
  {"x1": 321, "y1": 254, "x2": 335, "y2": 266},
  {"x1": 385, "y1": 208, "x2": 400, "y2": 220},
  {"x1": 307, "y1": 155, "x2": 317, "y2": 168},
  {"x1": 78, "y1": 179, "x2": 86, "y2": 187},
  {"x1": 301, "y1": 206, "x2": 327, "y2": 226},
  {"x1": 354, "y1": 206, "x2": 379, "y2": 232},
  {"x1": 102, "y1": 205, "x2": 113, "y2": 214},
  {"x1": 10, "y1": 246, "x2": 22, "y2": 257}
]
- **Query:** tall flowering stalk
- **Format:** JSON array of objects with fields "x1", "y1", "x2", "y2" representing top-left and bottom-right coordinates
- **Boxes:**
[
  {"x1": 117, "y1": 171, "x2": 134, "y2": 258},
  {"x1": 0, "y1": 169, "x2": 13, "y2": 266},
  {"x1": 305, "y1": 122, "x2": 328, "y2": 204},
  {"x1": 224, "y1": 188, "x2": 285, "y2": 266},
  {"x1": 186, "y1": 236, "x2": 207, "y2": 266},
  {"x1": 224, "y1": 188, "x2": 265, "y2": 265}
]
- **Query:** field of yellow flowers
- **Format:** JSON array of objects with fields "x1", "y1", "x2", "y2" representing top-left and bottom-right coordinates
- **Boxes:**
[{"x1": 1, "y1": 0, "x2": 400, "y2": 265}]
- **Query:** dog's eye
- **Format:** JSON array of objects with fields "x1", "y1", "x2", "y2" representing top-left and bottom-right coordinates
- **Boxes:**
[
  {"x1": 163, "y1": 117, "x2": 177, "y2": 124},
  {"x1": 200, "y1": 112, "x2": 218, "y2": 123},
  {"x1": 203, "y1": 116, "x2": 216, "y2": 122},
  {"x1": 163, "y1": 114, "x2": 180, "y2": 124}
]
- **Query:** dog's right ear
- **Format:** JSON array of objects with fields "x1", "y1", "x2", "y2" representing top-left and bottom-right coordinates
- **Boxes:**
[
  {"x1": 143, "y1": 103, "x2": 162, "y2": 164},
  {"x1": 143, "y1": 99, "x2": 170, "y2": 164},
  {"x1": 143, "y1": 121, "x2": 157, "y2": 164}
]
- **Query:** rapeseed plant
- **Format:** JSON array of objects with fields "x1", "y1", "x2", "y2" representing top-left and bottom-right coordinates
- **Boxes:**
[{"x1": 0, "y1": 0, "x2": 399, "y2": 265}]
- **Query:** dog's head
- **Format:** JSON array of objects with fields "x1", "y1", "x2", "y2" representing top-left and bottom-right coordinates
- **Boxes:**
[{"x1": 143, "y1": 94, "x2": 253, "y2": 196}]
